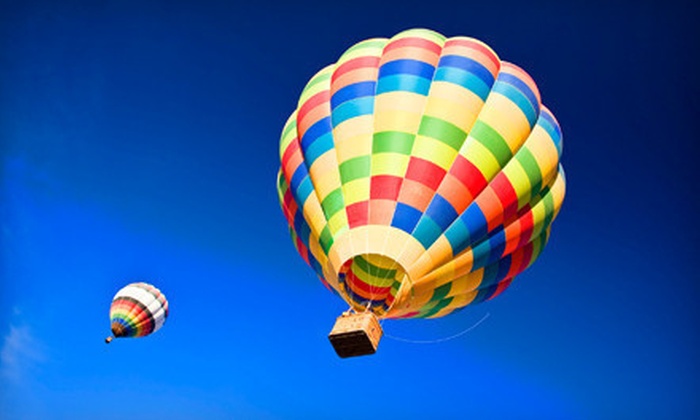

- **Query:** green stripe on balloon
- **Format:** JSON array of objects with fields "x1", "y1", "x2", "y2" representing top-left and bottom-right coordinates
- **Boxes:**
[
  {"x1": 321, "y1": 188, "x2": 345, "y2": 218},
  {"x1": 372, "y1": 132, "x2": 415, "y2": 155},
  {"x1": 354, "y1": 255, "x2": 398, "y2": 279},
  {"x1": 418, "y1": 116, "x2": 467, "y2": 151},
  {"x1": 339, "y1": 156, "x2": 370, "y2": 183},
  {"x1": 515, "y1": 148, "x2": 543, "y2": 195},
  {"x1": 470, "y1": 120, "x2": 513, "y2": 168},
  {"x1": 340, "y1": 39, "x2": 388, "y2": 59}
]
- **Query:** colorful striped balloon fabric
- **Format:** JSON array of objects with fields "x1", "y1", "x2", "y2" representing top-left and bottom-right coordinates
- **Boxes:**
[
  {"x1": 106, "y1": 282, "x2": 169, "y2": 342},
  {"x1": 277, "y1": 28, "x2": 565, "y2": 319}
]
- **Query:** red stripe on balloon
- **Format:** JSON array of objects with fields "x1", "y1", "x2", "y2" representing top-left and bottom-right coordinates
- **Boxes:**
[
  {"x1": 332, "y1": 56, "x2": 381, "y2": 82},
  {"x1": 346, "y1": 269, "x2": 392, "y2": 296},
  {"x1": 443, "y1": 38, "x2": 500, "y2": 72},
  {"x1": 370, "y1": 175, "x2": 402, "y2": 200},
  {"x1": 296, "y1": 90, "x2": 330, "y2": 131},
  {"x1": 383, "y1": 36, "x2": 442, "y2": 56},
  {"x1": 449, "y1": 154, "x2": 488, "y2": 204},
  {"x1": 516, "y1": 210, "x2": 535, "y2": 250},
  {"x1": 488, "y1": 278, "x2": 513, "y2": 300},
  {"x1": 281, "y1": 139, "x2": 300, "y2": 169},
  {"x1": 490, "y1": 175, "x2": 519, "y2": 222},
  {"x1": 405, "y1": 157, "x2": 446, "y2": 191},
  {"x1": 346, "y1": 201, "x2": 369, "y2": 228}
]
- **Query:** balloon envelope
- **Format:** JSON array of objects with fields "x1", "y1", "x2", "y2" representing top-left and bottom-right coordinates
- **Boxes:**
[
  {"x1": 277, "y1": 28, "x2": 565, "y2": 319},
  {"x1": 106, "y1": 282, "x2": 169, "y2": 342}
]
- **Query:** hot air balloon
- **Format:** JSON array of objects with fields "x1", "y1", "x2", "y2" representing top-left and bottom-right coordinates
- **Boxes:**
[
  {"x1": 105, "y1": 282, "x2": 169, "y2": 343},
  {"x1": 277, "y1": 28, "x2": 565, "y2": 357}
]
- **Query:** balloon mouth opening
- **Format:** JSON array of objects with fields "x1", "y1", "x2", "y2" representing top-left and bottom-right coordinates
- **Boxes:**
[
  {"x1": 111, "y1": 322, "x2": 127, "y2": 338},
  {"x1": 338, "y1": 254, "x2": 410, "y2": 317}
]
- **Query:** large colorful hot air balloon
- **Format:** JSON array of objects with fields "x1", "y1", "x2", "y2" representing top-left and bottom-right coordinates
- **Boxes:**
[
  {"x1": 105, "y1": 282, "x2": 169, "y2": 343},
  {"x1": 277, "y1": 28, "x2": 565, "y2": 357}
]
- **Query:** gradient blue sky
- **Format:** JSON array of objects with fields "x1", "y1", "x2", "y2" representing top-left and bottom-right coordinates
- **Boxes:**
[{"x1": 2, "y1": 1, "x2": 698, "y2": 418}]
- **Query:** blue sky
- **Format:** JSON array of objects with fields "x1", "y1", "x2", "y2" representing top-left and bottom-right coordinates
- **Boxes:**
[{"x1": 1, "y1": 1, "x2": 698, "y2": 418}]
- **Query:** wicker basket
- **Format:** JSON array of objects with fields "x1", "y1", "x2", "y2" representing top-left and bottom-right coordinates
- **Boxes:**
[{"x1": 328, "y1": 311, "x2": 383, "y2": 358}]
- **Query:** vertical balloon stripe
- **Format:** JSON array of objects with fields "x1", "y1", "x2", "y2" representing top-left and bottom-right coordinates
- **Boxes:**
[
  {"x1": 296, "y1": 67, "x2": 349, "y2": 240},
  {"x1": 331, "y1": 39, "x2": 387, "y2": 229},
  {"x1": 278, "y1": 171, "x2": 311, "y2": 261},
  {"x1": 277, "y1": 170, "x2": 332, "y2": 283},
  {"x1": 453, "y1": 63, "x2": 541, "y2": 190},
  {"x1": 408, "y1": 64, "x2": 557, "y2": 279},
  {"x1": 279, "y1": 108, "x2": 333, "y2": 253},
  {"x1": 277, "y1": 169, "x2": 296, "y2": 227},
  {"x1": 369, "y1": 29, "x2": 444, "y2": 226},
  {"x1": 396, "y1": 55, "x2": 529, "y2": 272},
  {"x1": 394, "y1": 37, "x2": 502, "y2": 246},
  {"x1": 538, "y1": 106, "x2": 563, "y2": 155}
]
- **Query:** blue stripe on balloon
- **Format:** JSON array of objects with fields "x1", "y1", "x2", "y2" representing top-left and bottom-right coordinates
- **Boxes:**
[
  {"x1": 309, "y1": 253, "x2": 324, "y2": 280},
  {"x1": 492, "y1": 82, "x2": 538, "y2": 127},
  {"x1": 471, "y1": 239, "x2": 491, "y2": 271},
  {"x1": 295, "y1": 177, "x2": 314, "y2": 204},
  {"x1": 496, "y1": 72, "x2": 539, "y2": 115},
  {"x1": 413, "y1": 217, "x2": 443, "y2": 249},
  {"x1": 376, "y1": 75, "x2": 431, "y2": 95},
  {"x1": 300, "y1": 116, "x2": 332, "y2": 151},
  {"x1": 433, "y1": 67, "x2": 490, "y2": 101},
  {"x1": 538, "y1": 109, "x2": 562, "y2": 155},
  {"x1": 378, "y1": 59, "x2": 435, "y2": 79},
  {"x1": 294, "y1": 213, "x2": 311, "y2": 248},
  {"x1": 539, "y1": 108, "x2": 560, "y2": 135},
  {"x1": 486, "y1": 228, "x2": 507, "y2": 265},
  {"x1": 289, "y1": 166, "x2": 307, "y2": 193},
  {"x1": 444, "y1": 219, "x2": 470, "y2": 255},
  {"x1": 481, "y1": 261, "x2": 500, "y2": 288},
  {"x1": 332, "y1": 97, "x2": 374, "y2": 127},
  {"x1": 424, "y1": 195, "x2": 459, "y2": 231},
  {"x1": 391, "y1": 202, "x2": 423, "y2": 233},
  {"x1": 459, "y1": 205, "x2": 488, "y2": 252},
  {"x1": 495, "y1": 254, "x2": 512, "y2": 284},
  {"x1": 303, "y1": 132, "x2": 334, "y2": 165},
  {"x1": 331, "y1": 81, "x2": 376, "y2": 109},
  {"x1": 437, "y1": 55, "x2": 494, "y2": 87},
  {"x1": 472, "y1": 283, "x2": 498, "y2": 304}
]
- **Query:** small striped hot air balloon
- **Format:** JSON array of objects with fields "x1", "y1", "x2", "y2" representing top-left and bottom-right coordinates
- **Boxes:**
[
  {"x1": 277, "y1": 28, "x2": 565, "y2": 357},
  {"x1": 105, "y1": 282, "x2": 169, "y2": 343}
]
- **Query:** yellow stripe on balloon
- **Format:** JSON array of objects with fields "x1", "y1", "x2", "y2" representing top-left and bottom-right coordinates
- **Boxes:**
[
  {"x1": 502, "y1": 161, "x2": 533, "y2": 210},
  {"x1": 342, "y1": 179, "x2": 370, "y2": 205},
  {"x1": 460, "y1": 140, "x2": 501, "y2": 180},
  {"x1": 421, "y1": 85, "x2": 483, "y2": 130},
  {"x1": 327, "y1": 211, "x2": 349, "y2": 236},
  {"x1": 370, "y1": 153, "x2": 409, "y2": 177},
  {"x1": 279, "y1": 112, "x2": 298, "y2": 160},
  {"x1": 410, "y1": 135, "x2": 457, "y2": 171},
  {"x1": 478, "y1": 93, "x2": 533, "y2": 154},
  {"x1": 308, "y1": 152, "x2": 342, "y2": 200}
]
